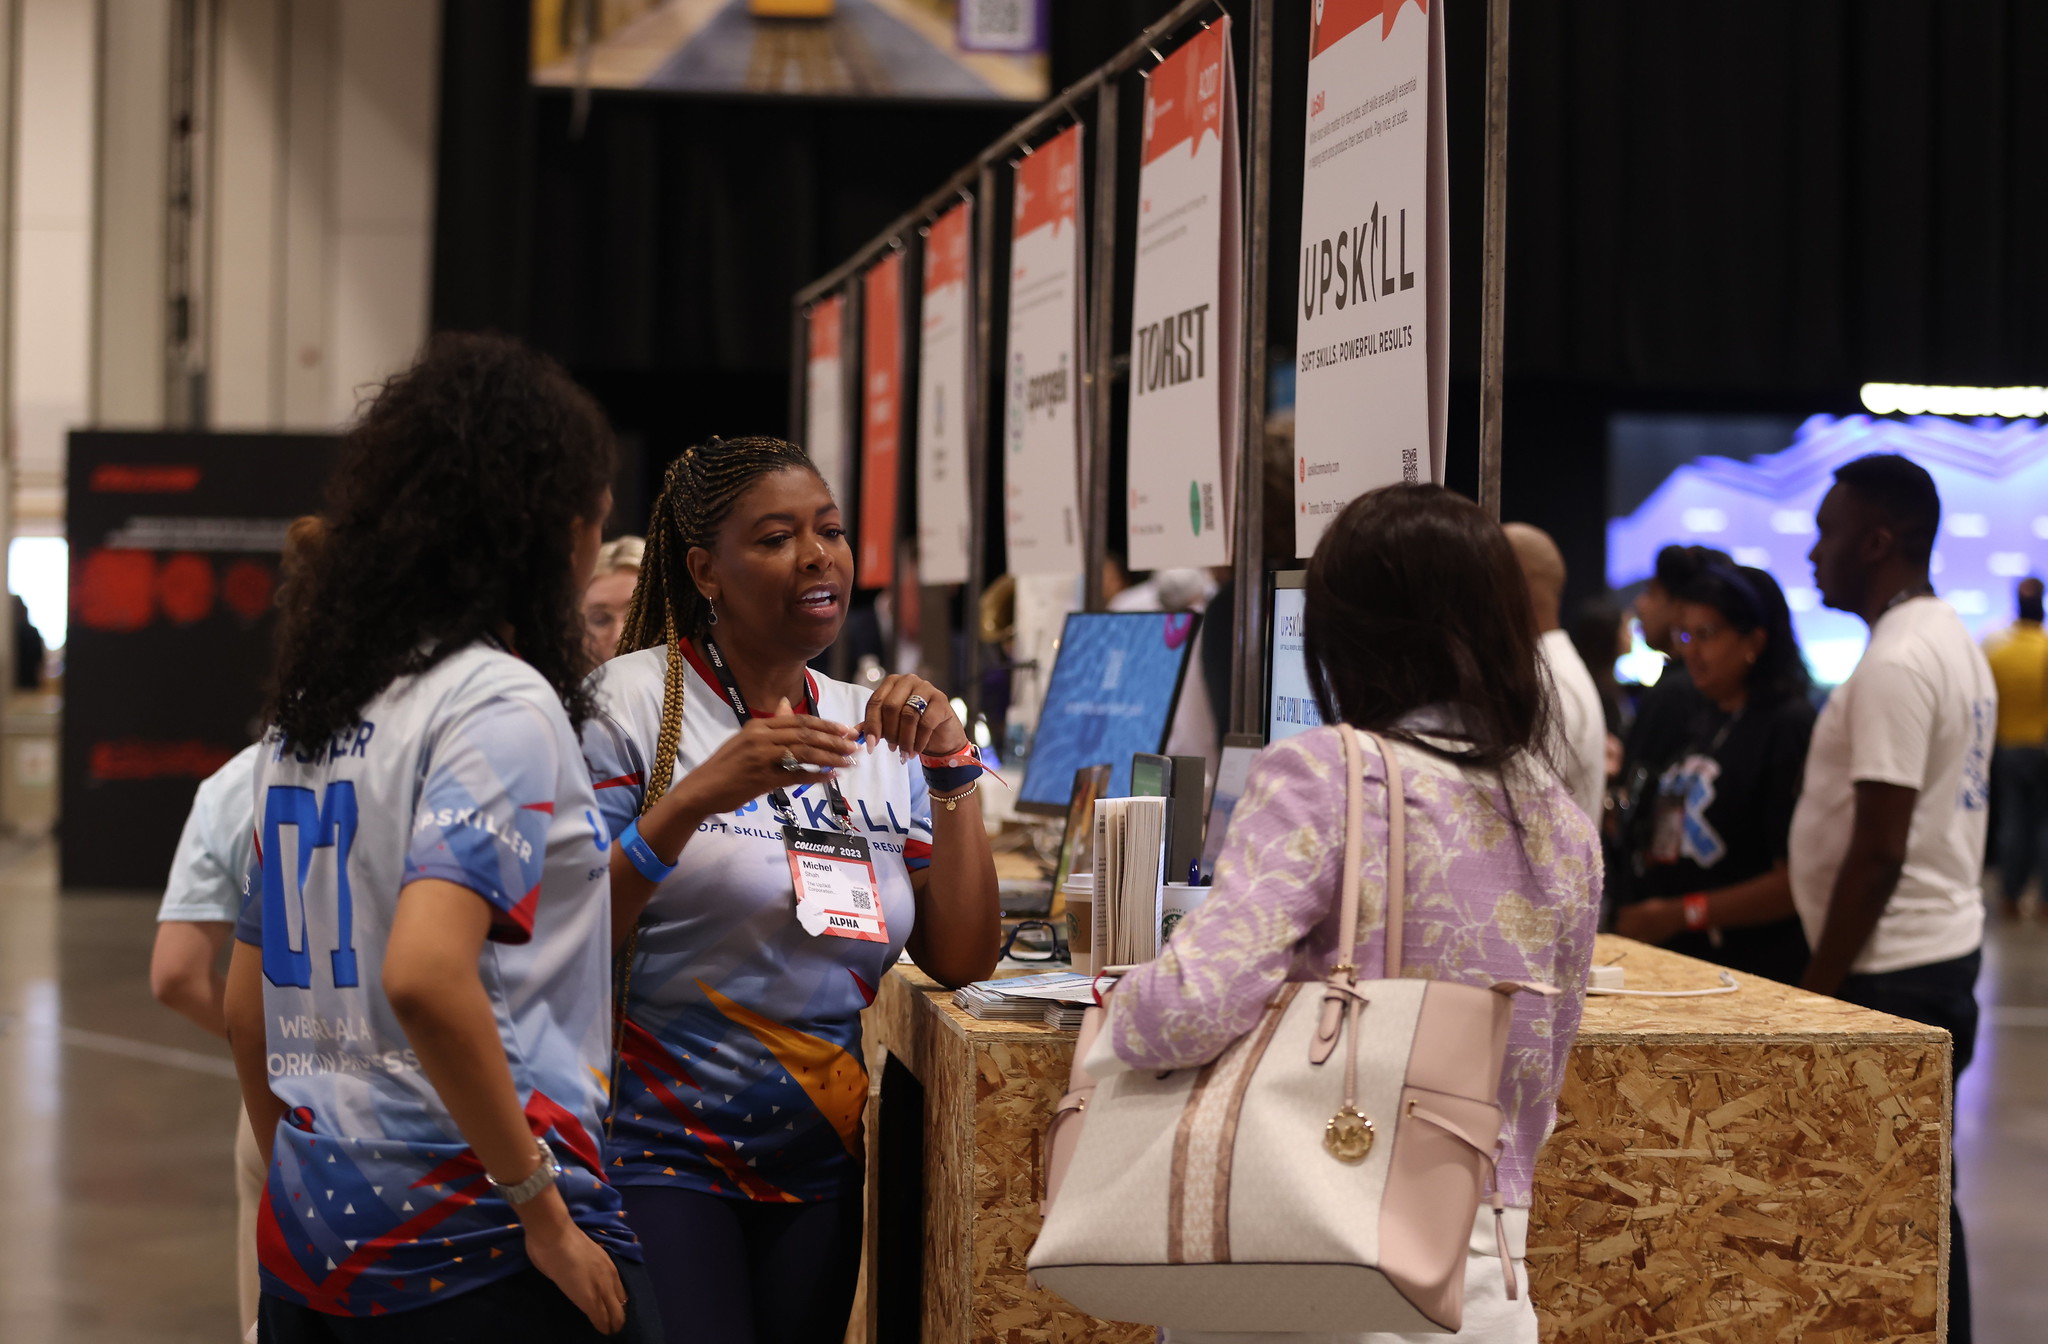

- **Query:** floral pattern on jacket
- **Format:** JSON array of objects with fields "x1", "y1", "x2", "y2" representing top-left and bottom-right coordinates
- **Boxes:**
[{"x1": 1108, "y1": 726, "x2": 1602, "y2": 1202}]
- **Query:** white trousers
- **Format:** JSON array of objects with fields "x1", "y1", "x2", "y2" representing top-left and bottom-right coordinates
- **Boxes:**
[{"x1": 1165, "y1": 1207, "x2": 1536, "y2": 1344}]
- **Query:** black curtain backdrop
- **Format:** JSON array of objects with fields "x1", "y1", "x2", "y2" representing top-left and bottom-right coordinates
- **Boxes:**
[
  {"x1": 1507, "y1": 0, "x2": 2048, "y2": 392},
  {"x1": 433, "y1": 0, "x2": 2048, "y2": 608}
]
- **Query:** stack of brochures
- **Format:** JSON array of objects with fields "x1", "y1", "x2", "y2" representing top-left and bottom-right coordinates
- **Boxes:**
[
  {"x1": 1042, "y1": 1000, "x2": 1088, "y2": 1031},
  {"x1": 952, "y1": 972, "x2": 1097, "y2": 1022}
]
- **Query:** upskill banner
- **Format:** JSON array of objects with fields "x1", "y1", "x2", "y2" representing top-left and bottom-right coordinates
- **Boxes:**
[
  {"x1": 806, "y1": 293, "x2": 849, "y2": 502},
  {"x1": 858, "y1": 254, "x2": 904, "y2": 590},
  {"x1": 1004, "y1": 123, "x2": 1086, "y2": 577},
  {"x1": 1292, "y1": 0, "x2": 1450, "y2": 558},
  {"x1": 918, "y1": 201, "x2": 974, "y2": 586},
  {"x1": 1126, "y1": 16, "x2": 1241, "y2": 570}
]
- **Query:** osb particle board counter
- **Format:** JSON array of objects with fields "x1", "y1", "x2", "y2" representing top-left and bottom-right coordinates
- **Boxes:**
[{"x1": 853, "y1": 936, "x2": 1950, "y2": 1344}]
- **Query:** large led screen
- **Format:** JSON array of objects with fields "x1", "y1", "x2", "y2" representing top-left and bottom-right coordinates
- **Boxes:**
[
  {"x1": 531, "y1": 0, "x2": 1049, "y2": 102},
  {"x1": 1608, "y1": 413, "x2": 2048, "y2": 685}
]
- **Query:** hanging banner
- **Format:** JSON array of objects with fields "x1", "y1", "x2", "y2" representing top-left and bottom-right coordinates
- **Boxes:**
[
  {"x1": 1292, "y1": 0, "x2": 1450, "y2": 557},
  {"x1": 1004, "y1": 123, "x2": 1086, "y2": 577},
  {"x1": 1126, "y1": 17, "x2": 1241, "y2": 570},
  {"x1": 918, "y1": 201, "x2": 975, "y2": 586},
  {"x1": 858, "y1": 254, "x2": 904, "y2": 590},
  {"x1": 806, "y1": 294, "x2": 849, "y2": 503}
]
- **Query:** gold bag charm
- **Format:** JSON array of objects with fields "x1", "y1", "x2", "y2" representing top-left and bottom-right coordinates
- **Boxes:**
[{"x1": 1324, "y1": 1106, "x2": 1374, "y2": 1163}]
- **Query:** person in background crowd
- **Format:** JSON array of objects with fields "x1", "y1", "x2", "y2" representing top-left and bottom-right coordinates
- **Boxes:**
[
  {"x1": 150, "y1": 516, "x2": 325, "y2": 1341},
  {"x1": 1616, "y1": 544, "x2": 1731, "y2": 904},
  {"x1": 1983, "y1": 576, "x2": 2048, "y2": 917},
  {"x1": 225, "y1": 334, "x2": 654, "y2": 1340},
  {"x1": 1108, "y1": 484, "x2": 1601, "y2": 1344},
  {"x1": 1505, "y1": 523, "x2": 1606, "y2": 821},
  {"x1": 1614, "y1": 565, "x2": 1815, "y2": 984},
  {"x1": 12, "y1": 594, "x2": 43, "y2": 690},
  {"x1": 584, "y1": 535, "x2": 645, "y2": 666},
  {"x1": 586, "y1": 435, "x2": 999, "y2": 1344},
  {"x1": 1791, "y1": 453, "x2": 1993, "y2": 1344},
  {"x1": 151, "y1": 740, "x2": 264, "y2": 1338},
  {"x1": 1571, "y1": 594, "x2": 1629, "y2": 741}
]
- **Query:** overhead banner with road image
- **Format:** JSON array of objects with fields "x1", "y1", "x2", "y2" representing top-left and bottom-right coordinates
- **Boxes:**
[
  {"x1": 1125, "y1": 16, "x2": 1241, "y2": 570},
  {"x1": 1292, "y1": 0, "x2": 1449, "y2": 558},
  {"x1": 917, "y1": 200, "x2": 975, "y2": 586},
  {"x1": 1003, "y1": 123, "x2": 1087, "y2": 577}
]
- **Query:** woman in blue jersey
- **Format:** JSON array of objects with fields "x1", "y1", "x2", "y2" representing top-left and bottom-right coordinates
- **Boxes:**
[
  {"x1": 223, "y1": 334, "x2": 655, "y2": 1340},
  {"x1": 583, "y1": 436, "x2": 1001, "y2": 1344}
]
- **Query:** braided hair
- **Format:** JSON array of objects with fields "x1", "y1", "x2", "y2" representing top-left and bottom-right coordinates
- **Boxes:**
[{"x1": 616, "y1": 435, "x2": 824, "y2": 811}]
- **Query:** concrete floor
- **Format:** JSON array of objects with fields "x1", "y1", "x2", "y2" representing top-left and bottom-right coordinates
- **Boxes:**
[{"x1": 0, "y1": 838, "x2": 2042, "y2": 1342}]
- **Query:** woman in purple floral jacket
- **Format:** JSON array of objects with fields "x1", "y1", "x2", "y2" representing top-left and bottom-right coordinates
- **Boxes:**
[{"x1": 1109, "y1": 485, "x2": 1603, "y2": 1344}]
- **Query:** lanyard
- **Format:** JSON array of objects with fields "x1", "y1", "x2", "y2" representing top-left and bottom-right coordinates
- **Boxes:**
[{"x1": 697, "y1": 637, "x2": 857, "y2": 834}]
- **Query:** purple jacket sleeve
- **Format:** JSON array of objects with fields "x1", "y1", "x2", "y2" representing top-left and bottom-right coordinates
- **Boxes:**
[{"x1": 1109, "y1": 732, "x2": 1356, "y2": 1070}]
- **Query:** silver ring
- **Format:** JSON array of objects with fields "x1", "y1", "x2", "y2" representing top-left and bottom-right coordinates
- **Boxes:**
[
  {"x1": 906, "y1": 694, "x2": 930, "y2": 717},
  {"x1": 778, "y1": 750, "x2": 801, "y2": 772}
]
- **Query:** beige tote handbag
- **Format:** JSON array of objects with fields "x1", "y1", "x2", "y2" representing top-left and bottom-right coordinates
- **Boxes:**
[{"x1": 1029, "y1": 726, "x2": 1554, "y2": 1334}]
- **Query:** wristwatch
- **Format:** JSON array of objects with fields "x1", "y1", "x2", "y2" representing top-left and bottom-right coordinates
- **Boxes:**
[{"x1": 487, "y1": 1137, "x2": 563, "y2": 1206}]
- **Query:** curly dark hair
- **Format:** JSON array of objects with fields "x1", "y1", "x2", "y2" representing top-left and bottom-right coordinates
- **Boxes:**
[{"x1": 268, "y1": 332, "x2": 616, "y2": 747}]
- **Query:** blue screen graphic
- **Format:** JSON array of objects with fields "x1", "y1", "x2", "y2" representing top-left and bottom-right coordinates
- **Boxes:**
[{"x1": 1018, "y1": 612, "x2": 1198, "y2": 809}]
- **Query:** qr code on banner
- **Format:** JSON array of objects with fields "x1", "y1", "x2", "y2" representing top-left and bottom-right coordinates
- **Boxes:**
[{"x1": 958, "y1": 0, "x2": 1043, "y2": 53}]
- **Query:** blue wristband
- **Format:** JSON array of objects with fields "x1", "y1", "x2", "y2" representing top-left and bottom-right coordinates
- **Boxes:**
[
  {"x1": 618, "y1": 819, "x2": 677, "y2": 884},
  {"x1": 926, "y1": 762, "x2": 983, "y2": 793}
]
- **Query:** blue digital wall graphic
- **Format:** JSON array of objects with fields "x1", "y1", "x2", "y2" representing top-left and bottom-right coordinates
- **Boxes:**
[
  {"x1": 1018, "y1": 612, "x2": 1198, "y2": 809},
  {"x1": 1609, "y1": 414, "x2": 2048, "y2": 685}
]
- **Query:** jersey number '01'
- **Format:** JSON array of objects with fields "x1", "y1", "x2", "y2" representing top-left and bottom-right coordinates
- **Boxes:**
[{"x1": 262, "y1": 782, "x2": 361, "y2": 989}]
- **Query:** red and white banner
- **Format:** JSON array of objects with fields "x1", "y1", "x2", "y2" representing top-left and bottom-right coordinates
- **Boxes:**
[
  {"x1": 917, "y1": 201, "x2": 974, "y2": 586},
  {"x1": 858, "y1": 254, "x2": 904, "y2": 590},
  {"x1": 805, "y1": 294, "x2": 848, "y2": 502},
  {"x1": 1126, "y1": 17, "x2": 1241, "y2": 570},
  {"x1": 1004, "y1": 123, "x2": 1086, "y2": 577},
  {"x1": 1293, "y1": 0, "x2": 1449, "y2": 557}
]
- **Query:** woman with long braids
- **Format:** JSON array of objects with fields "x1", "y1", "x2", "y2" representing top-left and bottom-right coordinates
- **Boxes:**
[
  {"x1": 223, "y1": 334, "x2": 655, "y2": 1340},
  {"x1": 582, "y1": 435, "x2": 999, "y2": 1344}
]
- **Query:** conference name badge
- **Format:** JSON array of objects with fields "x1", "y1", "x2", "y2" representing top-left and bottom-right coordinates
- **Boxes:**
[{"x1": 782, "y1": 826, "x2": 889, "y2": 943}]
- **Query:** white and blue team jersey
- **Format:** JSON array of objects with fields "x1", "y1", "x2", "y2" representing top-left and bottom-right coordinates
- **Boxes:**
[
  {"x1": 158, "y1": 742, "x2": 263, "y2": 924},
  {"x1": 582, "y1": 642, "x2": 932, "y2": 1203},
  {"x1": 235, "y1": 642, "x2": 636, "y2": 1317}
]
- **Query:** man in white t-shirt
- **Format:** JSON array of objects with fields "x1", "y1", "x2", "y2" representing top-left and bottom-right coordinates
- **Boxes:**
[
  {"x1": 1505, "y1": 523, "x2": 1607, "y2": 822},
  {"x1": 1789, "y1": 452, "x2": 1993, "y2": 1344}
]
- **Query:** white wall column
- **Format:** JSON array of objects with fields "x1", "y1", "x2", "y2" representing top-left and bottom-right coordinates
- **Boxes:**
[
  {"x1": 13, "y1": 0, "x2": 96, "y2": 536},
  {"x1": 210, "y1": 0, "x2": 438, "y2": 431}
]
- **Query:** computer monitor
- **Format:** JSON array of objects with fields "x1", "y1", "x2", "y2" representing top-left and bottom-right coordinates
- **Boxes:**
[
  {"x1": 1015, "y1": 611, "x2": 1201, "y2": 815},
  {"x1": 1266, "y1": 569, "x2": 1323, "y2": 743}
]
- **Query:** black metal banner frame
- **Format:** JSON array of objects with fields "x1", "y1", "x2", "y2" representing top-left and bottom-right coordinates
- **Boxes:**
[{"x1": 791, "y1": 0, "x2": 1509, "y2": 737}]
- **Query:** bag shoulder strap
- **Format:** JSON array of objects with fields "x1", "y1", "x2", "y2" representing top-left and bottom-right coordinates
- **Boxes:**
[{"x1": 1336, "y1": 727, "x2": 1408, "y2": 980}]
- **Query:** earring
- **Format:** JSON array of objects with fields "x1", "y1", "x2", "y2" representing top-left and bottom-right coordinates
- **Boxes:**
[{"x1": 706, "y1": 603, "x2": 718, "y2": 626}]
